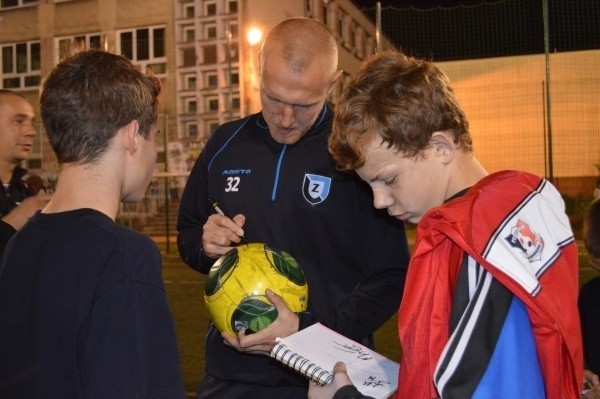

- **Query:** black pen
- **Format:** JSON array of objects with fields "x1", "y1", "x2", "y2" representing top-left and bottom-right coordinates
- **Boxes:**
[{"x1": 209, "y1": 197, "x2": 248, "y2": 244}]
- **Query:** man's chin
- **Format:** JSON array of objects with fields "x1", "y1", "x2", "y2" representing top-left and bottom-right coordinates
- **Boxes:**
[{"x1": 270, "y1": 130, "x2": 304, "y2": 145}]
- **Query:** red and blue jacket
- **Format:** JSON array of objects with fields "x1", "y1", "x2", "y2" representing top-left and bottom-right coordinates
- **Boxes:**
[{"x1": 398, "y1": 171, "x2": 582, "y2": 399}]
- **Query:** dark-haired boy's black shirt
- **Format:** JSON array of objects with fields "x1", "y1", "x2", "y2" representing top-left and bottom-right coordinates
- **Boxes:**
[{"x1": 0, "y1": 209, "x2": 184, "y2": 397}]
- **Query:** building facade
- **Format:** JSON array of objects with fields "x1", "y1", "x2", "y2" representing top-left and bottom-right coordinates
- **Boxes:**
[{"x1": 0, "y1": 0, "x2": 390, "y2": 177}]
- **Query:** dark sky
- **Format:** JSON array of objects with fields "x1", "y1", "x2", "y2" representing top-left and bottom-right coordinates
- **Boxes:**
[
  {"x1": 352, "y1": 0, "x2": 486, "y2": 9},
  {"x1": 350, "y1": 0, "x2": 599, "y2": 61}
]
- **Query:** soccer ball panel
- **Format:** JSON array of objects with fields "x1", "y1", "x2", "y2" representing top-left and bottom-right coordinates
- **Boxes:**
[{"x1": 204, "y1": 243, "x2": 308, "y2": 335}]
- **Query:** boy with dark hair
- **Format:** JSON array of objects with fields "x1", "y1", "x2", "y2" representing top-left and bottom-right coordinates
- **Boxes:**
[
  {"x1": 0, "y1": 49, "x2": 184, "y2": 397},
  {"x1": 310, "y1": 50, "x2": 582, "y2": 399}
]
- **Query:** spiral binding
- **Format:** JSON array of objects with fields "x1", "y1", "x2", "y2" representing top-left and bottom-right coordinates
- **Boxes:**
[{"x1": 271, "y1": 342, "x2": 333, "y2": 386}]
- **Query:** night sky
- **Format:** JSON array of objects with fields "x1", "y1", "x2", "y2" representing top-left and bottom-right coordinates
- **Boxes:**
[
  {"x1": 352, "y1": 0, "x2": 484, "y2": 9},
  {"x1": 350, "y1": 0, "x2": 599, "y2": 61}
]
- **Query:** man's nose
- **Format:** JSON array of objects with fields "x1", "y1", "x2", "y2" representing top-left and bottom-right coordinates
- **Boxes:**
[
  {"x1": 22, "y1": 121, "x2": 36, "y2": 137},
  {"x1": 280, "y1": 104, "x2": 295, "y2": 128}
]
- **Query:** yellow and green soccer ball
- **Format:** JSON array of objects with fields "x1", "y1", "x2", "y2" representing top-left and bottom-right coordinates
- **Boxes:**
[{"x1": 204, "y1": 243, "x2": 308, "y2": 336}]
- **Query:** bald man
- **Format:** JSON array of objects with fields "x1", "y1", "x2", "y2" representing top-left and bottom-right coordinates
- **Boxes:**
[
  {"x1": 0, "y1": 90, "x2": 46, "y2": 253},
  {"x1": 177, "y1": 17, "x2": 410, "y2": 399}
]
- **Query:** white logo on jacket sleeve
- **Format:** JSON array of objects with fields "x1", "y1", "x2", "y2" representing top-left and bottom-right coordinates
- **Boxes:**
[
  {"x1": 302, "y1": 174, "x2": 331, "y2": 205},
  {"x1": 483, "y1": 180, "x2": 573, "y2": 296},
  {"x1": 505, "y1": 219, "x2": 545, "y2": 262}
]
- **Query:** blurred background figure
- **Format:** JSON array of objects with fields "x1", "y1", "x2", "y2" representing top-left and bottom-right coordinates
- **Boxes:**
[{"x1": 0, "y1": 90, "x2": 47, "y2": 254}]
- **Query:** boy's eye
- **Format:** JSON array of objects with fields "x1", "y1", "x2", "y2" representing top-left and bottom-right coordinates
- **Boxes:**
[{"x1": 385, "y1": 176, "x2": 397, "y2": 185}]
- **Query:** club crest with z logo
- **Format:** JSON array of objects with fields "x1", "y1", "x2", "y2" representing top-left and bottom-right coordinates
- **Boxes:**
[{"x1": 302, "y1": 174, "x2": 331, "y2": 205}]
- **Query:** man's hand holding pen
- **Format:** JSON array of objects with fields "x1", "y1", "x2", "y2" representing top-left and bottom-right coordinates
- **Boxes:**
[{"x1": 202, "y1": 198, "x2": 247, "y2": 259}]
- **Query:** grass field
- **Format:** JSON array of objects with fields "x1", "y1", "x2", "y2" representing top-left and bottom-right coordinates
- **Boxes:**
[{"x1": 160, "y1": 241, "x2": 599, "y2": 393}]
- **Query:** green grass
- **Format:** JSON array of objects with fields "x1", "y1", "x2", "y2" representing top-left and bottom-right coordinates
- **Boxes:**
[
  {"x1": 162, "y1": 253, "x2": 205, "y2": 393},
  {"x1": 161, "y1": 240, "x2": 599, "y2": 393}
]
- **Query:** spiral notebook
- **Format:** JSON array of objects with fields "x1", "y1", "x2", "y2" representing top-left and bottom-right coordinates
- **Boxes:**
[{"x1": 270, "y1": 322, "x2": 399, "y2": 399}]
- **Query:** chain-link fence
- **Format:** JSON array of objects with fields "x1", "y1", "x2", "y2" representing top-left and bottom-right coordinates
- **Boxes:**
[{"x1": 359, "y1": 0, "x2": 599, "y2": 197}]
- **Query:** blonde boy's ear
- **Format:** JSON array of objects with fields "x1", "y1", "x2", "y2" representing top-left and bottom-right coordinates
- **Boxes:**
[{"x1": 430, "y1": 130, "x2": 456, "y2": 164}]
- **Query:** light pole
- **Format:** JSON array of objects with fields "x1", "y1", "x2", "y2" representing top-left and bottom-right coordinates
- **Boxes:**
[
  {"x1": 226, "y1": 22, "x2": 234, "y2": 120},
  {"x1": 245, "y1": 27, "x2": 263, "y2": 114}
]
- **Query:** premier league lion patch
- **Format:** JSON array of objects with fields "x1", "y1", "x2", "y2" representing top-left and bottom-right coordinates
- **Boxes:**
[{"x1": 302, "y1": 174, "x2": 331, "y2": 205}]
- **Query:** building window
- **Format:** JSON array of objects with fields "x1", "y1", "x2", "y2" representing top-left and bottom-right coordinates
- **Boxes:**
[
  {"x1": 1, "y1": 0, "x2": 37, "y2": 9},
  {"x1": 205, "y1": 23, "x2": 217, "y2": 40},
  {"x1": 185, "y1": 98, "x2": 197, "y2": 114},
  {"x1": 184, "y1": 27, "x2": 195, "y2": 43},
  {"x1": 229, "y1": 70, "x2": 239, "y2": 85},
  {"x1": 186, "y1": 122, "x2": 198, "y2": 137},
  {"x1": 207, "y1": 120, "x2": 220, "y2": 134},
  {"x1": 185, "y1": 74, "x2": 196, "y2": 90},
  {"x1": 182, "y1": 48, "x2": 196, "y2": 67},
  {"x1": 228, "y1": 1, "x2": 238, "y2": 13},
  {"x1": 118, "y1": 26, "x2": 166, "y2": 75},
  {"x1": 56, "y1": 33, "x2": 102, "y2": 62},
  {"x1": 206, "y1": 97, "x2": 219, "y2": 112},
  {"x1": 203, "y1": 45, "x2": 217, "y2": 64},
  {"x1": 206, "y1": 71, "x2": 218, "y2": 88},
  {"x1": 184, "y1": 4, "x2": 195, "y2": 18},
  {"x1": 232, "y1": 97, "x2": 240, "y2": 109},
  {"x1": 1, "y1": 41, "x2": 41, "y2": 89},
  {"x1": 153, "y1": 28, "x2": 165, "y2": 58},
  {"x1": 205, "y1": 2, "x2": 216, "y2": 16}
]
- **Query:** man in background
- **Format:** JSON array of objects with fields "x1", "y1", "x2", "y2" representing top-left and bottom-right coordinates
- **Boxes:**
[{"x1": 0, "y1": 90, "x2": 47, "y2": 253}]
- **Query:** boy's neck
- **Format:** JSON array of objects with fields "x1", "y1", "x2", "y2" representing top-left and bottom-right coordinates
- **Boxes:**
[
  {"x1": 446, "y1": 154, "x2": 488, "y2": 200},
  {"x1": 43, "y1": 164, "x2": 121, "y2": 220}
]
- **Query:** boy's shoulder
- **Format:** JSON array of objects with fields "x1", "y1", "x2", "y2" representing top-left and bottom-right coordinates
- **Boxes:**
[
  {"x1": 24, "y1": 208, "x2": 156, "y2": 256},
  {"x1": 38, "y1": 209, "x2": 161, "y2": 284}
]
